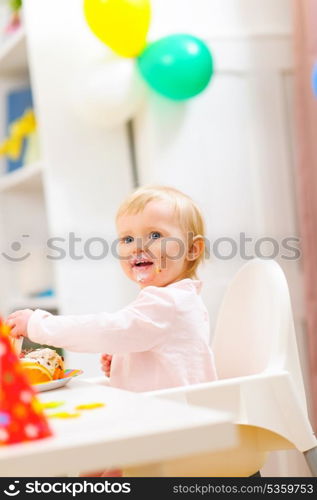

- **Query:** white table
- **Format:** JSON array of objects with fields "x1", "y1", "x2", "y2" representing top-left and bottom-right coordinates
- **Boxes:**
[{"x1": 0, "y1": 378, "x2": 236, "y2": 477}]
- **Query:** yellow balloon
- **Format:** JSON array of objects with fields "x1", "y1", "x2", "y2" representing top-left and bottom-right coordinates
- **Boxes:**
[{"x1": 83, "y1": 0, "x2": 151, "y2": 58}]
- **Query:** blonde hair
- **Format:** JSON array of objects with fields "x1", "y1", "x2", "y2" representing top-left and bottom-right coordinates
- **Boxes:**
[{"x1": 116, "y1": 185, "x2": 206, "y2": 279}]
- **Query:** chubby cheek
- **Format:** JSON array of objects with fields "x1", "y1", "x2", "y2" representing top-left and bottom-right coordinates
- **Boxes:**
[
  {"x1": 119, "y1": 259, "x2": 132, "y2": 278},
  {"x1": 117, "y1": 245, "x2": 131, "y2": 272},
  {"x1": 159, "y1": 240, "x2": 187, "y2": 273}
]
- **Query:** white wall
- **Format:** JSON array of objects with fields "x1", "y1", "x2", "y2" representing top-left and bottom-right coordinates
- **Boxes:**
[
  {"x1": 134, "y1": 0, "x2": 302, "y2": 347},
  {"x1": 134, "y1": 0, "x2": 308, "y2": 476}
]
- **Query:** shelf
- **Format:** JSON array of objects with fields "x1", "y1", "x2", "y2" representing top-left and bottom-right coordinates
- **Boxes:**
[
  {"x1": 0, "y1": 27, "x2": 28, "y2": 77},
  {"x1": 6, "y1": 295, "x2": 59, "y2": 313},
  {"x1": 0, "y1": 162, "x2": 42, "y2": 192}
]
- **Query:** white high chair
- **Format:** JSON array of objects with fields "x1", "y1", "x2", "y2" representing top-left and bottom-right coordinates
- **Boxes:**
[{"x1": 125, "y1": 258, "x2": 317, "y2": 477}]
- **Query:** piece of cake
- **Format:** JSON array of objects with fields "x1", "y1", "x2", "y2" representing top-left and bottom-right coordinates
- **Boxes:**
[{"x1": 20, "y1": 348, "x2": 65, "y2": 384}]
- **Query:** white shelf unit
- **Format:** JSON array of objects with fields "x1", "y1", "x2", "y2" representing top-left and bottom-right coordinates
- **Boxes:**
[
  {"x1": 0, "y1": 21, "x2": 57, "y2": 318},
  {"x1": 0, "y1": 27, "x2": 27, "y2": 77},
  {"x1": 0, "y1": 161, "x2": 42, "y2": 192},
  {"x1": 23, "y1": 0, "x2": 137, "y2": 377},
  {"x1": 5, "y1": 295, "x2": 59, "y2": 314}
]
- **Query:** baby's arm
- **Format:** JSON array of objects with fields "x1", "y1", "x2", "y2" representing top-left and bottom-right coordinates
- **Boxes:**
[
  {"x1": 9, "y1": 309, "x2": 113, "y2": 376},
  {"x1": 8, "y1": 287, "x2": 174, "y2": 355}
]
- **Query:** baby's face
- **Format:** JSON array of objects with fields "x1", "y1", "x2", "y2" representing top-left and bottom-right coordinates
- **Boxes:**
[{"x1": 117, "y1": 200, "x2": 191, "y2": 288}]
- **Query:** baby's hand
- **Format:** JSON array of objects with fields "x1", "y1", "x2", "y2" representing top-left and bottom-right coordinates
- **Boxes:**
[
  {"x1": 7, "y1": 309, "x2": 33, "y2": 338},
  {"x1": 101, "y1": 353, "x2": 112, "y2": 377}
]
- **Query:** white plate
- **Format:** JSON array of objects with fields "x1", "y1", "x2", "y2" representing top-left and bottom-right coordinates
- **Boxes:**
[{"x1": 34, "y1": 369, "x2": 83, "y2": 392}]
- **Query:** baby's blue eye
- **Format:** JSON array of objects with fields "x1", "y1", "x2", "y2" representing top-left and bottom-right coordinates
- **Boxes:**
[
  {"x1": 123, "y1": 236, "x2": 134, "y2": 244},
  {"x1": 150, "y1": 231, "x2": 161, "y2": 239}
]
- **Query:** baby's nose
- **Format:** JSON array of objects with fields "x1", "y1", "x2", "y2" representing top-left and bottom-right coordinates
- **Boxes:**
[{"x1": 133, "y1": 237, "x2": 145, "y2": 251}]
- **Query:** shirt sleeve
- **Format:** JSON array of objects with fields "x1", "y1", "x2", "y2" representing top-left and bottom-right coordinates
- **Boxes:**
[{"x1": 27, "y1": 286, "x2": 175, "y2": 354}]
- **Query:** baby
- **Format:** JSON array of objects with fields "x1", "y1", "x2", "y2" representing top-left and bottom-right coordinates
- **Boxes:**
[
  {"x1": 8, "y1": 186, "x2": 216, "y2": 378},
  {"x1": 8, "y1": 185, "x2": 217, "y2": 472},
  {"x1": 8, "y1": 185, "x2": 217, "y2": 389}
]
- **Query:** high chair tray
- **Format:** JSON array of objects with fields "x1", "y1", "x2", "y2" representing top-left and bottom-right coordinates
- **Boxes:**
[{"x1": 0, "y1": 381, "x2": 236, "y2": 477}]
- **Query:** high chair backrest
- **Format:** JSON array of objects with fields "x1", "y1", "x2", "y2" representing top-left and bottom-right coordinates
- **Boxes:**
[{"x1": 211, "y1": 258, "x2": 307, "y2": 407}]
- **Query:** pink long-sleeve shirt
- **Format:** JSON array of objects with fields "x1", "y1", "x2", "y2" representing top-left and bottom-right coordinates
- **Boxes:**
[{"x1": 27, "y1": 278, "x2": 217, "y2": 392}]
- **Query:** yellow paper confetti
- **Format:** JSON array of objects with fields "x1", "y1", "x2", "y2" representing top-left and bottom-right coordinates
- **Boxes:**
[
  {"x1": 41, "y1": 401, "x2": 65, "y2": 410},
  {"x1": 75, "y1": 403, "x2": 105, "y2": 410},
  {"x1": 48, "y1": 412, "x2": 81, "y2": 419}
]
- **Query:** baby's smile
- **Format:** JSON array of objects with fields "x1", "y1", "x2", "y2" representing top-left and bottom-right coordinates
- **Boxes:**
[
  {"x1": 130, "y1": 255, "x2": 154, "y2": 268},
  {"x1": 130, "y1": 254, "x2": 157, "y2": 283}
]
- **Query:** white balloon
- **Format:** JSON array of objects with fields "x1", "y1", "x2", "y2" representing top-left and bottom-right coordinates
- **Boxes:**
[{"x1": 70, "y1": 55, "x2": 146, "y2": 128}]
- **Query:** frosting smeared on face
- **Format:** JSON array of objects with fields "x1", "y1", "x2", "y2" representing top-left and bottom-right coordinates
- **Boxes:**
[{"x1": 117, "y1": 200, "x2": 190, "y2": 288}]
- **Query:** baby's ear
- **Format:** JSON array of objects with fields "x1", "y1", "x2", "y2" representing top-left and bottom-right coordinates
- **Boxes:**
[{"x1": 187, "y1": 235, "x2": 205, "y2": 261}]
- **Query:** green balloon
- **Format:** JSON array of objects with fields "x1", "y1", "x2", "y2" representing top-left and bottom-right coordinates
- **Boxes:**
[{"x1": 137, "y1": 34, "x2": 214, "y2": 100}]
